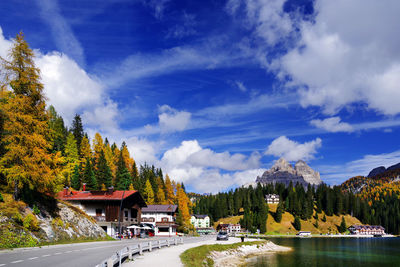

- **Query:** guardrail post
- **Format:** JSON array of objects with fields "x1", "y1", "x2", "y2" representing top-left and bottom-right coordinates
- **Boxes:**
[
  {"x1": 158, "y1": 240, "x2": 161, "y2": 249},
  {"x1": 128, "y1": 246, "x2": 133, "y2": 260},
  {"x1": 174, "y1": 238, "x2": 177, "y2": 245},
  {"x1": 107, "y1": 258, "x2": 113, "y2": 267},
  {"x1": 149, "y1": 241, "x2": 152, "y2": 252},
  {"x1": 167, "y1": 239, "x2": 170, "y2": 247},
  {"x1": 138, "y1": 243, "x2": 143, "y2": 255}
]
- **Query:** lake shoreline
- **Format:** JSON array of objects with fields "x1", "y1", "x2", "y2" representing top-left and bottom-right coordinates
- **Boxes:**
[{"x1": 208, "y1": 241, "x2": 291, "y2": 267}]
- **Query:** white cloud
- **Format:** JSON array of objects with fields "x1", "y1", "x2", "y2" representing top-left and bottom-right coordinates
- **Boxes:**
[
  {"x1": 158, "y1": 105, "x2": 191, "y2": 133},
  {"x1": 141, "y1": 0, "x2": 170, "y2": 20},
  {"x1": 159, "y1": 140, "x2": 263, "y2": 193},
  {"x1": 318, "y1": 150, "x2": 400, "y2": 184},
  {"x1": 0, "y1": 28, "x2": 119, "y2": 131},
  {"x1": 265, "y1": 136, "x2": 322, "y2": 161},
  {"x1": 228, "y1": 0, "x2": 400, "y2": 116},
  {"x1": 310, "y1": 117, "x2": 354, "y2": 133},
  {"x1": 36, "y1": 0, "x2": 85, "y2": 66},
  {"x1": 124, "y1": 137, "x2": 159, "y2": 166},
  {"x1": 235, "y1": 81, "x2": 247, "y2": 92}
]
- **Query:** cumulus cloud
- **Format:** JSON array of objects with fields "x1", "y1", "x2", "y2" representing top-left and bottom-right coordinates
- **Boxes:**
[
  {"x1": 310, "y1": 117, "x2": 354, "y2": 133},
  {"x1": 229, "y1": 0, "x2": 400, "y2": 116},
  {"x1": 124, "y1": 137, "x2": 158, "y2": 165},
  {"x1": 159, "y1": 140, "x2": 264, "y2": 192},
  {"x1": 265, "y1": 136, "x2": 322, "y2": 161},
  {"x1": 158, "y1": 105, "x2": 191, "y2": 133},
  {"x1": 0, "y1": 27, "x2": 119, "y2": 131}
]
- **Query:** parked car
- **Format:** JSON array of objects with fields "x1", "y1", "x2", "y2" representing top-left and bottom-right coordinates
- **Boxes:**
[{"x1": 217, "y1": 231, "x2": 229, "y2": 240}]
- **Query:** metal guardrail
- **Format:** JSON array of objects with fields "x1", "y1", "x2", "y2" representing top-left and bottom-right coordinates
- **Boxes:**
[{"x1": 96, "y1": 237, "x2": 184, "y2": 267}]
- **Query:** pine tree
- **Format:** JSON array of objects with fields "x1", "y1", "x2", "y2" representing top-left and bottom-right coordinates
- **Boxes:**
[
  {"x1": 0, "y1": 32, "x2": 59, "y2": 199},
  {"x1": 322, "y1": 214, "x2": 327, "y2": 222},
  {"x1": 116, "y1": 168, "x2": 131, "y2": 190},
  {"x1": 71, "y1": 114, "x2": 84, "y2": 153},
  {"x1": 82, "y1": 158, "x2": 97, "y2": 190},
  {"x1": 339, "y1": 216, "x2": 347, "y2": 233},
  {"x1": 95, "y1": 150, "x2": 112, "y2": 188},
  {"x1": 48, "y1": 105, "x2": 67, "y2": 153},
  {"x1": 71, "y1": 164, "x2": 81, "y2": 190},
  {"x1": 275, "y1": 201, "x2": 284, "y2": 223},
  {"x1": 294, "y1": 216, "x2": 301, "y2": 231},
  {"x1": 143, "y1": 179, "x2": 155, "y2": 204}
]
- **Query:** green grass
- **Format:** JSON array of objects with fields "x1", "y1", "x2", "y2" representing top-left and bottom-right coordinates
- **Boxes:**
[{"x1": 180, "y1": 241, "x2": 266, "y2": 267}]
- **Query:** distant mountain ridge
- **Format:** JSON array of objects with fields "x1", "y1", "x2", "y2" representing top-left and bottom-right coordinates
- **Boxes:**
[
  {"x1": 255, "y1": 158, "x2": 322, "y2": 187},
  {"x1": 368, "y1": 162, "x2": 400, "y2": 178}
]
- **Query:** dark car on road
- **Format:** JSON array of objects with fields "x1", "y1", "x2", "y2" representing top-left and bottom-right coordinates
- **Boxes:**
[{"x1": 217, "y1": 231, "x2": 229, "y2": 240}]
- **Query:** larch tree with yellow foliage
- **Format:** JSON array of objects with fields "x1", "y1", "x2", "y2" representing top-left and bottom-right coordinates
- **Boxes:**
[
  {"x1": 155, "y1": 177, "x2": 166, "y2": 204},
  {"x1": 0, "y1": 33, "x2": 60, "y2": 200},
  {"x1": 79, "y1": 135, "x2": 92, "y2": 164},
  {"x1": 176, "y1": 184, "x2": 191, "y2": 232},
  {"x1": 92, "y1": 132, "x2": 104, "y2": 168},
  {"x1": 143, "y1": 179, "x2": 154, "y2": 204},
  {"x1": 164, "y1": 174, "x2": 175, "y2": 204}
]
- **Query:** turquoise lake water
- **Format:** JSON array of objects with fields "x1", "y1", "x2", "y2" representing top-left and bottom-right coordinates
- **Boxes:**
[{"x1": 247, "y1": 237, "x2": 400, "y2": 267}]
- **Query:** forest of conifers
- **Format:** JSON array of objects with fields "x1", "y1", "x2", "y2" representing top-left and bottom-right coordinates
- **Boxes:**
[{"x1": 193, "y1": 182, "x2": 400, "y2": 234}]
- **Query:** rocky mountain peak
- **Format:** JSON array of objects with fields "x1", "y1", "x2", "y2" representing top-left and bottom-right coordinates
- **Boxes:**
[
  {"x1": 271, "y1": 158, "x2": 296, "y2": 174},
  {"x1": 255, "y1": 158, "x2": 322, "y2": 187}
]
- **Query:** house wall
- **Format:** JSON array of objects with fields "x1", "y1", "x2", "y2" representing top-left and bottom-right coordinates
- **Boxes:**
[
  {"x1": 141, "y1": 212, "x2": 174, "y2": 222},
  {"x1": 190, "y1": 216, "x2": 210, "y2": 228}
]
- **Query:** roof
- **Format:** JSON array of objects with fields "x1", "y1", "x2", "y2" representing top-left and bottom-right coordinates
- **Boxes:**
[
  {"x1": 57, "y1": 190, "x2": 139, "y2": 201},
  {"x1": 142, "y1": 204, "x2": 178, "y2": 213},
  {"x1": 192, "y1": 214, "x2": 209, "y2": 219},
  {"x1": 349, "y1": 225, "x2": 385, "y2": 230}
]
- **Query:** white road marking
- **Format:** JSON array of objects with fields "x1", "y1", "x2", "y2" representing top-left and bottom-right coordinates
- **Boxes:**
[
  {"x1": 54, "y1": 252, "x2": 62, "y2": 255},
  {"x1": 42, "y1": 254, "x2": 50, "y2": 257},
  {"x1": 0, "y1": 264, "x2": 6, "y2": 266},
  {"x1": 65, "y1": 251, "x2": 72, "y2": 253},
  {"x1": 28, "y1": 257, "x2": 38, "y2": 260},
  {"x1": 11, "y1": 260, "x2": 23, "y2": 263}
]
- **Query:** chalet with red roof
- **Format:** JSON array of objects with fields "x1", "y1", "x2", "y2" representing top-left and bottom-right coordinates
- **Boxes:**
[{"x1": 57, "y1": 187, "x2": 146, "y2": 236}]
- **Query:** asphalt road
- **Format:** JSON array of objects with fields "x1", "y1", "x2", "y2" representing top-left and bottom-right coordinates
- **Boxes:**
[{"x1": 0, "y1": 236, "x2": 214, "y2": 267}]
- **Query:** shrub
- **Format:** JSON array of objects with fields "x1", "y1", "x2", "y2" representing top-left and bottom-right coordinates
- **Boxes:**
[
  {"x1": 33, "y1": 204, "x2": 40, "y2": 215},
  {"x1": 12, "y1": 213, "x2": 23, "y2": 225},
  {"x1": 23, "y1": 214, "x2": 39, "y2": 231},
  {"x1": 0, "y1": 228, "x2": 38, "y2": 248},
  {"x1": 293, "y1": 216, "x2": 301, "y2": 231}
]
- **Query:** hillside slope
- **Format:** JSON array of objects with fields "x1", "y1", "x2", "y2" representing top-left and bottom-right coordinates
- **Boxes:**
[
  {"x1": 214, "y1": 204, "x2": 362, "y2": 235},
  {"x1": 0, "y1": 193, "x2": 107, "y2": 248}
]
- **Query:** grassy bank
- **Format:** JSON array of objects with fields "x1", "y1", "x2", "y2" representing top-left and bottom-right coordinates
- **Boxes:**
[
  {"x1": 180, "y1": 241, "x2": 266, "y2": 267},
  {"x1": 214, "y1": 204, "x2": 362, "y2": 235}
]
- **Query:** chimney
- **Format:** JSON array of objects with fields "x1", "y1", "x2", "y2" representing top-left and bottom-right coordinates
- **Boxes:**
[
  {"x1": 83, "y1": 183, "x2": 86, "y2": 191},
  {"x1": 63, "y1": 187, "x2": 69, "y2": 197},
  {"x1": 108, "y1": 186, "x2": 114, "y2": 195}
]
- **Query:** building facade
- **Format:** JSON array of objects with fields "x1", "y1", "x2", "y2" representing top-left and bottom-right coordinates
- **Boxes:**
[
  {"x1": 57, "y1": 187, "x2": 146, "y2": 237},
  {"x1": 141, "y1": 204, "x2": 178, "y2": 236},
  {"x1": 348, "y1": 225, "x2": 385, "y2": 235},
  {"x1": 217, "y1": 223, "x2": 241, "y2": 234},
  {"x1": 265, "y1": 194, "x2": 280, "y2": 204},
  {"x1": 190, "y1": 214, "x2": 210, "y2": 228}
]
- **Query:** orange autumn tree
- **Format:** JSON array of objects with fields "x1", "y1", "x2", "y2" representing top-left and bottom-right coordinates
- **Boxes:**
[
  {"x1": 0, "y1": 32, "x2": 60, "y2": 200},
  {"x1": 164, "y1": 174, "x2": 175, "y2": 204}
]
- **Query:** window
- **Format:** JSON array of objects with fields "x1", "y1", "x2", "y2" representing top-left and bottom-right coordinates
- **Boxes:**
[
  {"x1": 124, "y1": 210, "x2": 128, "y2": 218},
  {"x1": 96, "y1": 209, "x2": 102, "y2": 216},
  {"x1": 159, "y1": 227, "x2": 169, "y2": 232},
  {"x1": 162, "y1": 217, "x2": 169, "y2": 222}
]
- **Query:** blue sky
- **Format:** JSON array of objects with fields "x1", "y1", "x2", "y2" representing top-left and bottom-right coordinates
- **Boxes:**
[{"x1": 1, "y1": 0, "x2": 400, "y2": 193}]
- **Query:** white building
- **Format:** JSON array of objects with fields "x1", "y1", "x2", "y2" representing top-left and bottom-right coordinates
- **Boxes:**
[
  {"x1": 141, "y1": 205, "x2": 178, "y2": 236},
  {"x1": 190, "y1": 214, "x2": 210, "y2": 228},
  {"x1": 217, "y1": 223, "x2": 241, "y2": 234},
  {"x1": 265, "y1": 194, "x2": 280, "y2": 204},
  {"x1": 348, "y1": 225, "x2": 385, "y2": 235}
]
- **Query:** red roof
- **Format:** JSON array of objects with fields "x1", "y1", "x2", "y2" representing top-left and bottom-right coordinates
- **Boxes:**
[{"x1": 57, "y1": 190, "x2": 139, "y2": 201}]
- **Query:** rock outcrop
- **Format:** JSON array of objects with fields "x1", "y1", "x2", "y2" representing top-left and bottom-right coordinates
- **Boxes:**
[
  {"x1": 256, "y1": 158, "x2": 322, "y2": 187},
  {"x1": 367, "y1": 162, "x2": 400, "y2": 178}
]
